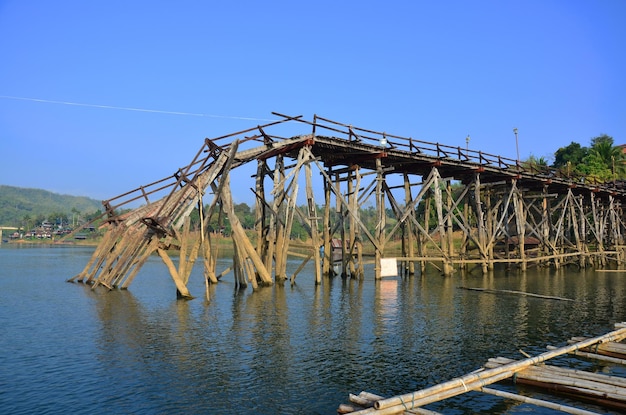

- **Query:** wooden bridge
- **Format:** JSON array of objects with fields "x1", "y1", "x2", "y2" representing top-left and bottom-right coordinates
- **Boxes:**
[{"x1": 67, "y1": 113, "x2": 626, "y2": 298}]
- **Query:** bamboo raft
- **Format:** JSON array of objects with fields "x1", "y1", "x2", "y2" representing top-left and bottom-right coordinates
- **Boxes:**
[{"x1": 338, "y1": 323, "x2": 626, "y2": 415}]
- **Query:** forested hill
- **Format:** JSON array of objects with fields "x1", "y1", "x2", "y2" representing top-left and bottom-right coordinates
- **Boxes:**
[{"x1": 0, "y1": 185, "x2": 102, "y2": 227}]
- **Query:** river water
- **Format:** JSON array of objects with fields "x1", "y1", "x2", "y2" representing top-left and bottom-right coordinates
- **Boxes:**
[{"x1": 1, "y1": 244, "x2": 626, "y2": 414}]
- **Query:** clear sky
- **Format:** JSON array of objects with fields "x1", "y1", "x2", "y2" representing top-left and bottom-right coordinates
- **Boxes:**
[{"x1": 1, "y1": 0, "x2": 624, "y2": 204}]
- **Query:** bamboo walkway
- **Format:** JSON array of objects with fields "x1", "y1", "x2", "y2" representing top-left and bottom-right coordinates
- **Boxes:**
[
  {"x1": 66, "y1": 113, "x2": 626, "y2": 298},
  {"x1": 338, "y1": 323, "x2": 626, "y2": 415}
]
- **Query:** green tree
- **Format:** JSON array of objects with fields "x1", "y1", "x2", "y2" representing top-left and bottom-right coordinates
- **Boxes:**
[
  {"x1": 591, "y1": 133, "x2": 613, "y2": 147},
  {"x1": 553, "y1": 142, "x2": 588, "y2": 169},
  {"x1": 523, "y1": 154, "x2": 550, "y2": 173},
  {"x1": 579, "y1": 134, "x2": 625, "y2": 183},
  {"x1": 21, "y1": 214, "x2": 32, "y2": 231}
]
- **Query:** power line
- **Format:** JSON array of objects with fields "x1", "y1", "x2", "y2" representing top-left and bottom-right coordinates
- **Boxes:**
[{"x1": 0, "y1": 95, "x2": 277, "y2": 122}]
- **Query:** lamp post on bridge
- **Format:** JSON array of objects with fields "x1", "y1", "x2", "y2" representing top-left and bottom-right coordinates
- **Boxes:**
[
  {"x1": 466, "y1": 135, "x2": 470, "y2": 153},
  {"x1": 513, "y1": 127, "x2": 519, "y2": 167}
]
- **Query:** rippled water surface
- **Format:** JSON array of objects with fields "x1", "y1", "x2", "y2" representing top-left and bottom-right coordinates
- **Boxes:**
[{"x1": 2, "y1": 244, "x2": 626, "y2": 414}]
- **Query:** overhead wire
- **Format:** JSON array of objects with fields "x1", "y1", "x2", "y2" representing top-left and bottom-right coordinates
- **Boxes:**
[{"x1": 0, "y1": 95, "x2": 277, "y2": 122}]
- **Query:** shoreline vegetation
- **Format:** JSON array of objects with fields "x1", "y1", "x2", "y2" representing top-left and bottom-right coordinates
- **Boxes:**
[
  {"x1": 6, "y1": 230, "x2": 413, "y2": 258},
  {"x1": 4, "y1": 230, "x2": 512, "y2": 271}
]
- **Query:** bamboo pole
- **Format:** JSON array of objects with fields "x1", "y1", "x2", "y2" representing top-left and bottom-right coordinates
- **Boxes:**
[
  {"x1": 480, "y1": 387, "x2": 602, "y2": 415},
  {"x1": 485, "y1": 358, "x2": 626, "y2": 404},
  {"x1": 341, "y1": 391, "x2": 443, "y2": 415},
  {"x1": 547, "y1": 345, "x2": 626, "y2": 365},
  {"x1": 458, "y1": 286, "x2": 575, "y2": 301}
]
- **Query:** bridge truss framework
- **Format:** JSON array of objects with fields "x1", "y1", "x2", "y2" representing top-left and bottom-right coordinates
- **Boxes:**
[{"x1": 67, "y1": 114, "x2": 626, "y2": 298}]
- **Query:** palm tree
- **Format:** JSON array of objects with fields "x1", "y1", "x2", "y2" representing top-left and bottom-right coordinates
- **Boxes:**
[{"x1": 588, "y1": 138, "x2": 626, "y2": 180}]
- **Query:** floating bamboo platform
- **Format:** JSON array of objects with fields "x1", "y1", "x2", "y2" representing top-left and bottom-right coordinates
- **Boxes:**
[
  {"x1": 338, "y1": 322, "x2": 626, "y2": 414},
  {"x1": 65, "y1": 114, "x2": 626, "y2": 299}
]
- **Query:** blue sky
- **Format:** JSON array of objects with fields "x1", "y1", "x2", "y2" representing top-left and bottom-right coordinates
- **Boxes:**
[{"x1": 1, "y1": 0, "x2": 624, "y2": 205}]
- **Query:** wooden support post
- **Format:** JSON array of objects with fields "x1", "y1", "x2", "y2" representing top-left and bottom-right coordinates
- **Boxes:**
[
  {"x1": 353, "y1": 166, "x2": 364, "y2": 280},
  {"x1": 119, "y1": 235, "x2": 161, "y2": 289},
  {"x1": 337, "y1": 172, "x2": 348, "y2": 277},
  {"x1": 591, "y1": 193, "x2": 605, "y2": 267},
  {"x1": 568, "y1": 194, "x2": 584, "y2": 268},
  {"x1": 264, "y1": 156, "x2": 282, "y2": 276},
  {"x1": 403, "y1": 173, "x2": 415, "y2": 275},
  {"x1": 420, "y1": 190, "x2": 431, "y2": 274},
  {"x1": 274, "y1": 156, "x2": 287, "y2": 282},
  {"x1": 459, "y1": 194, "x2": 470, "y2": 272},
  {"x1": 157, "y1": 248, "x2": 193, "y2": 299},
  {"x1": 347, "y1": 169, "x2": 356, "y2": 277},
  {"x1": 94, "y1": 228, "x2": 144, "y2": 289},
  {"x1": 274, "y1": 148, "x2": 306, "y2": 281},
  {"x1": 512, "y1": 181, "x2": 527, "y2": 271},
  {"x1": 254, "y1": 159, "x2": 267, "y2": 267},
  {"x1": 485, "y1": 187, "x2": 494, "y2": 271},
  {"x1": 232, "y1": 241, "x2": 246, "y2": 289},
  {"x1": 202, "y1": 231, "x2": 218, "y2": 284},
  {"x1": 322, "y1": 169, "x2": 332, "y2": 277},
  {"x1": 109, "y1": 231, "x2": 151, "y2": 287},
  {"x1": 374, "y1": 158, "x2": 385, "y2": 280},
  {"x1": 221, "y1": 175, "x2": 273, "y2": 286},
  {"x1": 305, "y1": 152, "x2": 322, "y2": 285},
  {"x1": 541, "y1": 186, "x2": 552, "y2": 268},
  {"x1": 433, "y1": 170, "x2": 453, "y2": 276},
  {"x1": 445, "y1": 179, "x2": 455, "y2": 264},
  {"x1": 578, "y1": 195, "x2": 587, "y2": 268}
]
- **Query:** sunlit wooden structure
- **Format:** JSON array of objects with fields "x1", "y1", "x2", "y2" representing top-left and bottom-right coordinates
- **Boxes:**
[
  {"x1": 67, "y1": 113, "x2": 626, "y2": 298},
  {"x1": 338, "y1": 323, "x2": 626, "y2": 414}
]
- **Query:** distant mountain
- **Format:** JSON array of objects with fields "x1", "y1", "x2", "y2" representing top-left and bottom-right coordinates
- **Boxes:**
[{"x1": 0, "y1": 185, "x2": 103, "y2": 227}]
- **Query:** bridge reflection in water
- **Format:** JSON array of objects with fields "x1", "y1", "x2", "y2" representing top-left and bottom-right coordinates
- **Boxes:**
[{"x1": 66, "y1": 113, "x2": 626, "y2": 298}]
